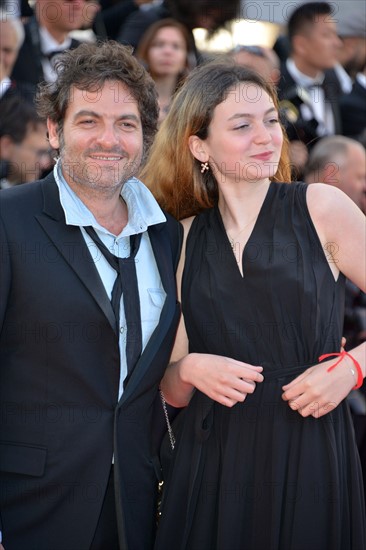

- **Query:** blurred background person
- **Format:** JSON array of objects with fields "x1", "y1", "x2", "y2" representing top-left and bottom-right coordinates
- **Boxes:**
[
  {"x1": 229, "y1": 44, "x2": 280, "y2": 86},
  {"x1": 277, "y1": 2, "x2": 342, "y2": 179},
  {"x1": 10, "y1": 0, "x2": 86, "y2": 101},
  {"x1": 0, "y1": 0, "x2": 33, "y2": 18},
  {"x1": 0, "y1": 95, "x2": 53, "y2": 188},
  {"x1": 336, "y1": 10, "x2": 366, "y2": 90},
  {"x1": 70, "y1": 0, "x2": 101, "y2": 42},
  {"x1": 304, "y1": 134, "x2": 366, "y2": 502},
  {"x1": 304, "y1": 135, "x2": 366, "y2": 214},
  {"x1": 71, "y1": 0, "x2": 151, "y2": 43},
  {"x1": 274, "y1": 7, "x2": 366, "y2": 96},
  {"x1": 136, "y1": 18, "x2": 193, "y2": 124},
  {"x1": 340, "y1": 63, "x2": 366, "y2": 142},
  {"x1": 94, "y1": 0, "x2": 154, "y2": 41},
  {"x1": 117, "y1": 0, "x2": 240, "y2": 64},
  {"x1": 0, "y1": 11, "x2": 28, "y2": 102}
]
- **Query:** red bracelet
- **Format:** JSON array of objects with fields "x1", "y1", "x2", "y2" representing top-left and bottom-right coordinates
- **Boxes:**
[{"x1": 318, "y1": 351, "x2": 364, "y2": 390}]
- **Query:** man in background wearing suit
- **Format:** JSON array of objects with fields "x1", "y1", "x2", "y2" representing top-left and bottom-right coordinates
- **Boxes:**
[
  {"x1": 340, "y1": 63, "x2": 366, "y2": 141},
  {"x1": 0, "y1": 12, "x2": 27, "y2": 102},
  {"x1": 0, "y1": 41, "x2": 181, "y2": 550},
  {"x1": 10, "y1": 0, "x2": 85, "y2": 101},
  {"x1": 277, "y1": 2, "x2": 342, "y2": 178},
  {"x1": 0, "y1": 95, "x2": 51, "y2": 188}
]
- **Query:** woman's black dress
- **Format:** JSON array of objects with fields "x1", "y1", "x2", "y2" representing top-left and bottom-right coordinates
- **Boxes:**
[{"x1": 155, "y1": 182, "x2": 366, "y2": 550}]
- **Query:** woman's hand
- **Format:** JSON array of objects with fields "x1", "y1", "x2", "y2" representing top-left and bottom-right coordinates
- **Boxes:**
[
  {"x1": 281, "y1": 354, "x2": 357, "y2": 418},
  {"x1": 180, "y1": 353, "x2": 264, "y2": 408}
]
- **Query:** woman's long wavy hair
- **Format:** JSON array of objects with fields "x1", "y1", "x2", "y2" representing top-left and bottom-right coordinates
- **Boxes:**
[{"x1": 140, "y1": 60, "x2": 291, "y2": 220}]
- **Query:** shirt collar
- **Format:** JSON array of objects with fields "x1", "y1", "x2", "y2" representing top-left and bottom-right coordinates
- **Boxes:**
[
  {"x1": 0, "y1": 77, "x2": 11, "y2": 99},
  {"x1": 0, "y1": 178, "x2": 13, "y2": 189},
  {"x1": 333, "y1": 62, "x2": 353, "y2": 94},
  {"x1": 39, "y1": 25, "x2": 72, "y2": 55},
  {"x1": 356, "y1": 72, "x2": 366, "y2": 89},
  {"x1": 53, "y1": 160, "x2": 166, "y2": 237},
  {"x1": 286, "y1": 58, "x2": 325, "y2": 88}
]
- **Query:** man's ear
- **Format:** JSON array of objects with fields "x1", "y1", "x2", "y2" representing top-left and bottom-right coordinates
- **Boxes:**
[
  {"x1": 292, "y1": 34, "x2": 308, "y2": 57},
  {"x1": 0, "y1": 135, "x2": 16, "y2": 160},
  {"x1": 47, "y1": 118, "x2": 60, "y2": 150},
  {"x1": 188, "y1": 135, "x2": 208, "y2": 162}
]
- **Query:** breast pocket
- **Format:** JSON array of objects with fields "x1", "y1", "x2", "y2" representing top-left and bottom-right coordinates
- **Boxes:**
[
  {"x1": 141, "y1": 288, "x2": 166, "y2": 345},
  {"x1": 147, "y1": 288, "x2": 166, "y2": 309}
]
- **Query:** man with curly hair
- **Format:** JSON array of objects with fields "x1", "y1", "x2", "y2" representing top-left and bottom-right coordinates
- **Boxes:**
[{"x1": 0, "y1": 40, "x2": 181, "y2": 550}]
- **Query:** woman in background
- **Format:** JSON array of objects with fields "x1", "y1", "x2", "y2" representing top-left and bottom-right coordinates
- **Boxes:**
[{"x1": 136, "y1": 18, "x2": 193, "y2": 125}]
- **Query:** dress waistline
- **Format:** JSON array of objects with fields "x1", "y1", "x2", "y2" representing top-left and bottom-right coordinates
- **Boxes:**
[{"x1": 263, "y1": 363, "x2": 310, "y2": 381}]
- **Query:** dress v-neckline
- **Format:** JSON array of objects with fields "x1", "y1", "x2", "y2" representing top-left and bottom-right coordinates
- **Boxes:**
[{"x1": 214, "y1": 181, "x2": 275, "y2": 279}]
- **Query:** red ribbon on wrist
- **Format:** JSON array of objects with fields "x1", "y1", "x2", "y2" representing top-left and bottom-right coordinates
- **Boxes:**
[{"x1": 318, "y1": 351, "x2": 363, "y2": 390}]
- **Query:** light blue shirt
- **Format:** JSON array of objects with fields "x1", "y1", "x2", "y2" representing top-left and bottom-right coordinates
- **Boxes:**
[{"x1": 54, "y1": 161, "x2": 167, "y2": 399}]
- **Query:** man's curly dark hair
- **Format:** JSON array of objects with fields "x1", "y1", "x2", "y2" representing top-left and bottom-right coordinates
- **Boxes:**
[{"x1": 36, "y1": 40, "x2": 159, "y2": 163}]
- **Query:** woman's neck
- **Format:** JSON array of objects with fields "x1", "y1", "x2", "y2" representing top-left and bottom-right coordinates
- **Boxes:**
[
  {"x1": 218, "y1": 179, "x2": 271, "y2": 231},
  {"x1": 153, "y1": 74, "x2": 179, "y2": 101}
]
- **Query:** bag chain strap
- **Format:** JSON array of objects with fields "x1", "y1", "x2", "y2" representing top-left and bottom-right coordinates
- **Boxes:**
[{"x1": 159, "y1": 388, "x2": 176, "y2": 450}]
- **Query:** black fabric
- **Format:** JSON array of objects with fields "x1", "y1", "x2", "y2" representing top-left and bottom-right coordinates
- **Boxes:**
[
  {"x1": 278, "y1": 63, "x2": 342, "y2": 147},
  {"x1": 0, "y1": 173, "x2": 182, "y2": 549},
  {"x1": 116, "y1": 2, "x2": 201, "y2": 65},
  {"x1": 340, "y1": 80, "x2": 366, "y2": 140},
  {"x1": 155, "y1": 182, "x2": 366, "y2": 550},
  {"x1": 90, "y1": 466, "x2": 119, "y2": 550},
  {"x1": 84, "y1": 226, "x2": 142, "y2": 382},
  {"x1": 95, "y1": 0, "x2": 139, "y2": 40}
]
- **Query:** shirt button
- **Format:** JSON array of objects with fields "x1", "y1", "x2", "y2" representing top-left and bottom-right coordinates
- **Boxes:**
[{"x1": 119, "y1": 326, "x2": 125, "y2": 334}]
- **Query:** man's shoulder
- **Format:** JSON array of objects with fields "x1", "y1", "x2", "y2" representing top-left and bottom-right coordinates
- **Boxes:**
[
  {"x1": 162, "y1": 210, "x2": 180, "y2": 228},
  {"x1": 278, "y1": 61, "x2": 293, "y2": 84},
  {"x1": 152, "y1": 210, "x2": 182, "y2": 271},
  {"x1": 341, "y1": 80, "x2": 366, "y2": 104},
  {"x1": 161, "y1": 210, "x2": 182, "y2": 240},
  {"x1": 0, "y1": 174, "x2": 54, "y2": 207}
]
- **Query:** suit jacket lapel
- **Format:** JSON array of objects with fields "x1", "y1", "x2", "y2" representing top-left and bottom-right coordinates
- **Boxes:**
[
  {"x1": 35, "y1": 174, "x2": 117, "y2": 334},
  {"x1": 119, "y1": 222, "x2": 177, "y2": 404}
]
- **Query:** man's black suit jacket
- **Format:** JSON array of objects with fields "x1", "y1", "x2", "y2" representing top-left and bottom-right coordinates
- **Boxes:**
[
  {"x1": 340, "y1": 80, "x2": 366, "y2": 140},
  {"x1": 0, "y1": 173, "x2": 182, "y2": 549},
  {"x1": 277, "y1": 62, "x2": 342, "y2": 147}
]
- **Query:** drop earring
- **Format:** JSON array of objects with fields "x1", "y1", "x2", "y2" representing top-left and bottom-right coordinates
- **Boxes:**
[{"x1": 200, "y1": 162, "x2": 209, "y2": 173}]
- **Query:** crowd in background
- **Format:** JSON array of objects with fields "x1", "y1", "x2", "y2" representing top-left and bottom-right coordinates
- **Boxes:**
[{"x1": 0, "y1": 0, "x2": 365, "y2": 504}]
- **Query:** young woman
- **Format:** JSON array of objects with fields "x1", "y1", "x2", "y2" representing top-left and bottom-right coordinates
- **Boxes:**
[
  {"x1": 141, "y1": 61, "x2": 366, "y2": 550},
  {"x1": 136, "y1": 18, "x2": 193, "y2": 125}
]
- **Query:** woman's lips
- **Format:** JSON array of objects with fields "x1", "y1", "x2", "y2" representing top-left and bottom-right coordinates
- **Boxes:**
[{"x1": 250, "y1": 152, "x2": 273, "y2": 161}]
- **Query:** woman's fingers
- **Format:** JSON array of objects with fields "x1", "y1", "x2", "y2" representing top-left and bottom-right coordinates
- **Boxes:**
[{"x1": 191, "y1": 354, "x2": 264, "y2": 407}]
